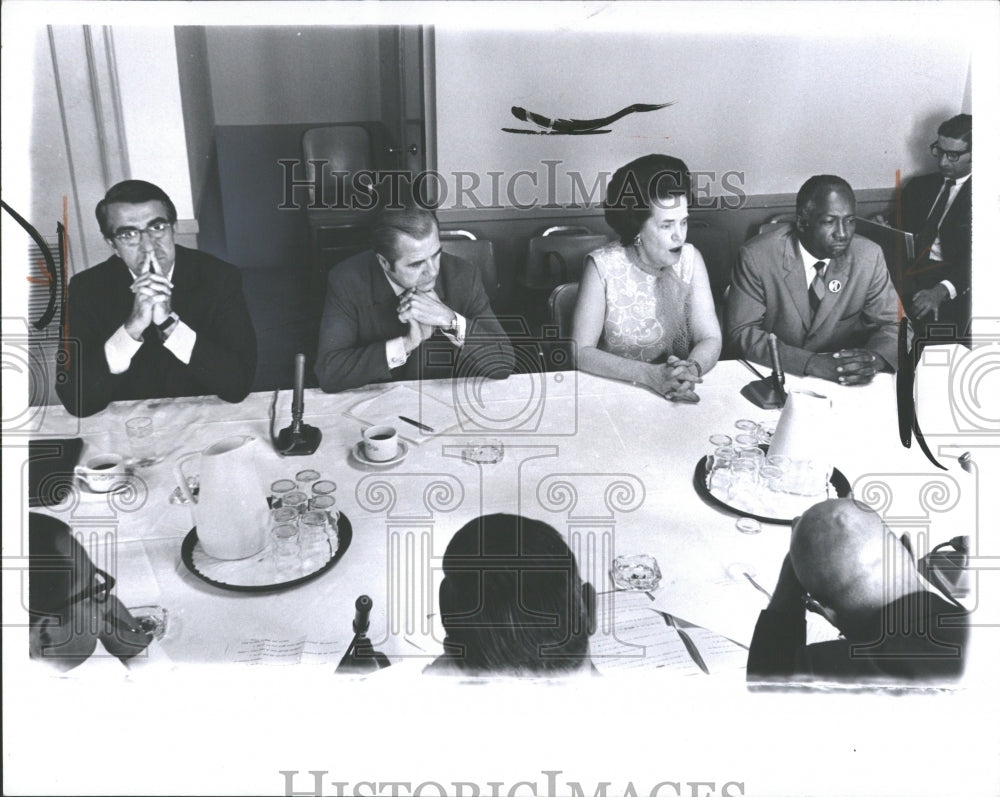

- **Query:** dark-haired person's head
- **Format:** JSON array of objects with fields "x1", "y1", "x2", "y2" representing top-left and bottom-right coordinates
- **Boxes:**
[
  {"x1": 932, "y1": 114, "x2": 972, "y2": 181},
  {"x1": 95, "y1": 180, "x2": 177, "y2": 238},
  {"x1": 434, "y1": 514, "x2": 595, "y2": 676},
  {"x1": 604, "y1": 154, "x2": 691, "y2": 246},
  {"x1": 795, "y1": 175, "x2": 856, "y2": 261},
  {"x1": 29, "y1": 513, "x2": 150, "y2": 670},
  {"x1": 95, "y1": 180, "x2": 178, "y2": 277},
  {"x1": 371, "y1": 204, "x2": 442, "y2": 292}
]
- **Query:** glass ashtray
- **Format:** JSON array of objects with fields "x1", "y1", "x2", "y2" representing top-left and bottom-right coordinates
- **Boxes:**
[
  {"x1": 611, "y1": 554, "x2": 662, "y2": 591},
  {"x1": 127, "y1": 605, "x2": 169, "y2": 640},
  {"x1": 462, "y1": 438, "x2": 504, "y2": 465}
]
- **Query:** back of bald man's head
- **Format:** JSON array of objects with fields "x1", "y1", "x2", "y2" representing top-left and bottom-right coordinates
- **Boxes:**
[{"x1": 790, "y1": 499, "x2": 917, "y2": 618}]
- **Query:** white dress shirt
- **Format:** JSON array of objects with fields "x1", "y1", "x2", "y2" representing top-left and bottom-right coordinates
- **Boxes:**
[
  {"x1": 104, "y1": 262, "x2": 197, "y2": 374},
  {"x1": 382, "y1": 271, "x2": 467, "y2": 370}
]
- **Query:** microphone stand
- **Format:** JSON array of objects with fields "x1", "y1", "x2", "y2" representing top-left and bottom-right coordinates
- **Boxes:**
[
  {"x1": 272, "y1": 353, "x2": 322, "y2": 456},
  {"x1": 337, "y1": 595, "x2": 391, "y2": 674},
  {"x1": 739, "y1": 334, "x2": 787, "y2": 409}
]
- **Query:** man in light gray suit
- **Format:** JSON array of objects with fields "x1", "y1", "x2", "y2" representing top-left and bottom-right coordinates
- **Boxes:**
[{"x1": 725, "y1": 175, "x2": 900, "y2": 386}]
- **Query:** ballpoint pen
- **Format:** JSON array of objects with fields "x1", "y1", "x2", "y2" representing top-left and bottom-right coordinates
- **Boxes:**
[
  {"x1": 664, "y1": 612, "x2": 710, "y2": 675},
  {"x1": 399, "y1": 415, "x2": 435, "y2": 433}
]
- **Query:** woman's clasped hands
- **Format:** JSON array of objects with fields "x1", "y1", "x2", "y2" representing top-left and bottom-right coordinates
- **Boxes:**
[{"x1": 651, "y1": 355, "x2": 702, "y2": 403}]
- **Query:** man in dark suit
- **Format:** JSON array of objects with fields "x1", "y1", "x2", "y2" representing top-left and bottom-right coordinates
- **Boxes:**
[
  {"x1": 315, "y1": 204, "x2": 514, "y2": 392},
  {"x1": 56, "y1": 180, "x2": 256, "y2": 417},
  {"x1": 899, "y1": 114, "x2": 972, "y2": 339},
  {"x1": 726, "y1": 175, "x2": 900, "y2": 385},
  {"x1": 747, "y1": 498, "x2": 968, "y2": 686}
]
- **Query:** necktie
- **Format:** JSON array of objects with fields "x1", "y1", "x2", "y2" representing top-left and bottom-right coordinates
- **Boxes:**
[
  {"x1": 809, "y1": 261, "x2": 826, "y2": 315},
  {"x1": 915, "y1": 178, "x2": 955, "y2": 259}
]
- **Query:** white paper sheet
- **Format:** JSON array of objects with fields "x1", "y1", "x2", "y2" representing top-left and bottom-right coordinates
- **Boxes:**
[{"x1": 345, "y1": 385, "x2": 460, "y2": 443}]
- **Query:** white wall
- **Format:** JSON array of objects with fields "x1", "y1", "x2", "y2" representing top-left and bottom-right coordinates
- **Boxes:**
[{"x1": 435, "y1": 29, "x2": 971, "y2": 205}]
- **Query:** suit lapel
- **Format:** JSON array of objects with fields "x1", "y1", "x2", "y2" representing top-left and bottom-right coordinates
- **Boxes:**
[
  {"x1": 782, "y1": 234, "x2": 812, "y2": 330},
  {"x1": 368, "y1": 258, "x2": 407, "y2": 340}
]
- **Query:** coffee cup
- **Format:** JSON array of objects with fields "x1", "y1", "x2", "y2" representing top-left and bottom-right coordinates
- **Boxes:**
[
  {"x1": 362, "y1": 426, "x2": 399, "y2": 462},
  {"x1": 74, "y1": 453, "x2": 128, "y2": 493}
]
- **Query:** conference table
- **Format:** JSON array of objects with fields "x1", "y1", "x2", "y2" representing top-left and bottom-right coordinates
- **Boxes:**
[{"x1": 30, "y1": 360, "x2": 970, "y2": 676}]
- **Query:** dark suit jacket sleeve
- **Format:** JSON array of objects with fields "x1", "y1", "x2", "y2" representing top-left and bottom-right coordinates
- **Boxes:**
[
  {"x1": 56, "y1": 272, "x2": 119, "y2": 417},
  {"x1": 450, "y1": 262, "x2": 515, "y2": 380},
  {"x1": 747, "y1": 609, "x2": 807, "y2": 682},
  {"x1": 726, "y1": 244, "x2": 816, "y2": 376},
  {"x1": 858, "y1": 246, "x2": 900, "y2": 371},
  {"x1": 183, "y1": 263, "x2": 256, "y2": 403},
  {"x1": 315, "y1": 267, "x2": 396, "y2": 393}
]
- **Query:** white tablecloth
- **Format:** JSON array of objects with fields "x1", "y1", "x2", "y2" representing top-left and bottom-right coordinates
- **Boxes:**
[{"x1": 25, "y1": 362, "x2": 977, "y2": 668}]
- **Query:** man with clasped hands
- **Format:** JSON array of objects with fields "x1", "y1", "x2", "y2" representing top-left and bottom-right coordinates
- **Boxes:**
[
  {"x1": 315, "y1": 204, "x2": 514, "y2": 392},
  {"x1": 56, "y1": 180, "x2": 256, "y2": 416},
  {"x1": 726, "y1": 175, "x2": 900, "y2": 386}
]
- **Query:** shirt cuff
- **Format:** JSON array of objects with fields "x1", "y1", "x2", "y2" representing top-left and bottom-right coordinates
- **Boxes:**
[
  {"x1": 939, "y1": 280, "x2": 957, "y2": 300},
  {"x1": 386, "y1": 336, "x2": 409, "y2": 369},
  {"x1": 105, "y1": 325, "x2": 144, "y2": 374},
  {"x1": 162, "y1": 319, "x2": 196, "y2": 364},
  {"x1": 440, "y1": 312, "x2": 467, "y2": 347}
]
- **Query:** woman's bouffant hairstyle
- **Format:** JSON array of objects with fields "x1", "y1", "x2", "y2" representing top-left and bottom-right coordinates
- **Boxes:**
[{"x1": 603, "y1": 154, "x2": 691, "y2": 245}]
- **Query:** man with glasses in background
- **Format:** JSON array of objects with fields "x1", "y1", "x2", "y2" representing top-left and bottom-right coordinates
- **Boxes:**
[
  {"x1": 29, "y1": 513, "x2": 153, "y2": 671},
  {"x1": 56, "y1": 180, "x2": 257, "y2": 416},
  {"x1": 898, "y1": 114, "x2": 972, "y2": 339}
]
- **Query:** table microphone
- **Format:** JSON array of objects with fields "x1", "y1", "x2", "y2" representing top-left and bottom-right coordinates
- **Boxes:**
[
  {"x1": 739, "y1": 334, "x2": 787, "y2": 409},
  {"x1": 353, "y1": 594, "x2": 372, "y2": 635},
  {"x1": 767, "y1": 333, "x2": 788, "y2": 403},
  {"x1": 273, "y1": 353, "x2": 322, "y2": 455},
  {"x1": 337, "y1": 594, "x2": 391, "y2": 673}
]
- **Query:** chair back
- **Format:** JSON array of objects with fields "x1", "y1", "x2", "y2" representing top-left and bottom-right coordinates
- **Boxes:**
[
  {"x1": 440, "y1": 234, "x2": 500, "y2": 301},
  {"x1": 302, "y1": 125, "x2": 377, "y2": 209},
  {"x1": 756, "y1": 213, "x2": 798, "y2": 237},
  {"x1": 523, "y1": 228, "x2": 610, "y2": 290},
  {"x1": 686, "y1": 219, "x2": 735, "y2": 311},
  {"x1": 548, "y1": 282, "x2": 579, "y2": 339}
]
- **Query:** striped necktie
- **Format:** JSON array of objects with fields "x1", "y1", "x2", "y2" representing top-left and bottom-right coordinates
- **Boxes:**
[{"x1": 809, "y1": 261, "x2": 826, "y2": 315}]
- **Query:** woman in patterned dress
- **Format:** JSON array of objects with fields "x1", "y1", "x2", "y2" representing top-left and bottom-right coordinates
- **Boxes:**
[{"x1": 572, "y1": 154, "x2": 722, "y2": 401}]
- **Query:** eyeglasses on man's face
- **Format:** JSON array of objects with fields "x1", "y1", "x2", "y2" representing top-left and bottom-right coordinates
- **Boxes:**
[
  {"x1": 929, "y1": 142, "x2": 970, "y2": 163},
  {"x1": 56, "y1": 567, "x2": 116, "y2": 611},
  {"x1": 112, "y1": 220, "x2": 173, "y2": 246}
]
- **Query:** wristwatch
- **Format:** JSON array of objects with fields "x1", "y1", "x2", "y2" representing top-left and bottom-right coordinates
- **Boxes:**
[{"x1": 156, "y1": 312, "x2": 179, "y2": 341}]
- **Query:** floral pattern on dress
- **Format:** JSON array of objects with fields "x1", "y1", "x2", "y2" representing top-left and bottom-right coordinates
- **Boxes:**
[{"x1": 591, "y1": 242, "x2": 695, "y2": 363}]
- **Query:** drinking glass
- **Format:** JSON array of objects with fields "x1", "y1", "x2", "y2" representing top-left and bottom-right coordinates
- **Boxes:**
[
  {"x1": 271, "y1": 523, "x2": 301, "y2": 578},
  {"x1": 754, "y1": 420, "x2": 777, "y2": 446},
  {"x1": 309, "y1": 494, "x2": 340, "y2": 526},
  {"x1": 760, "y1": 465, "x2": 784, "y2": 493},
  {"x1": 299, "y1": 510, "x2": 332, "y2": 567},
  {"x1": 737, "y1": 446, "x2": 766, "y2": 470},
  {"x1": 296, "y1": 469, "x2": 321, "y2": 492},
  {"x1": 709, "y1": 433, "x2": 733, "y2": 448},
  {"x1": 269, "y1": 479, "x2": 296, "y2": 508},
  {"x1": 282, "y1": 490, "x2": 309, "y2": 514},
  {"x1": 312, "y1": 480, "x2": 337, "y2": 497},
  {"x1": 708, "y1": 446, "x2": 736, "y2": 492},
  {"x1": 125, "y1": 417, "x2": 157, "y2": 467},
  {"x1": 270, "y1": 506, "x2": 299, "y2": 529},
  {"x1": 727, "y1": 458, "x2": 759, "y2": 506},
  {"x1": 734, "y1": 433, "x2": 758, "y2": 448},
  {"x1": 735, "y1": 419, "x2": 758, "y2": 432}
]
